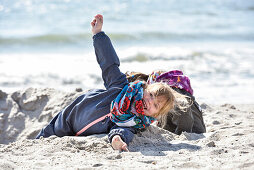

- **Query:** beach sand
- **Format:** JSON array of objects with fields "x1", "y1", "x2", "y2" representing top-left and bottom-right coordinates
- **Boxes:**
[{"x1": 0, "y1": 88, "x2": 254, "y2": 169}]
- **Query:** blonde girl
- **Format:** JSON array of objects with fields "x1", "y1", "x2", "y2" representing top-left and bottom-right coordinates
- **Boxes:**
[{"x1": 36, "y1": 14, "x2": 176, "y2": 152}]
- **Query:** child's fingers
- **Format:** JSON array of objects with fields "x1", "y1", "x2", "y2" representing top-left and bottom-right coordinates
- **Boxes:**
[
  {"x1": 95, "y1": 14, "x2": 103, "y2": 23},
  {"x1": 95, "y1": 14, "x2": 103, "y2": 19},
  {"x1": 98, "y1": 14, "x2": 103, "y2": 22},
  {"x1": 121, "y1": 143, "x2": 129, "y2": 152},
  {"x1": 91, "y1": 18, "x2": 97, "y2": 27},
  {"x1": 122, "y1": 147, "x2": 129, "y2": 152}
]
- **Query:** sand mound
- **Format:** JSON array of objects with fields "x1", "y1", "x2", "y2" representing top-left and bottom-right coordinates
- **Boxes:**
[{"x1": 0, "y1": 88, "x2": 82, "y2": 144}]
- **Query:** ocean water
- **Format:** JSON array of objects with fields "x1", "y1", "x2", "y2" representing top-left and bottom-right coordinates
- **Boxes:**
[{"x1": 0, "y1": 0, "x2": 254, "y2": 104}]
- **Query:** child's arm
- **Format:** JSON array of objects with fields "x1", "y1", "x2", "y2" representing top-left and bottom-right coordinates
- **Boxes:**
[{"x1": 92, "y1": 15, "x2": 128, "y2": 89}]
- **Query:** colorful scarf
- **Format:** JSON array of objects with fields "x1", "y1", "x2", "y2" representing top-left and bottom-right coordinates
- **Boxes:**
[
  {"x1": 110, "y1": 81, "x2": 156, "y2": 129},
  {"x1": 147, "y1": 70, "x2": 193, "y2": 95}
]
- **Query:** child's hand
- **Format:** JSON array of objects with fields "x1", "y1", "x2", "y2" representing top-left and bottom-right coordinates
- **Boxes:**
[
  {"x1": 111, "y1": 135, "x2": 129, "y2": 152},
  {"x1": 91, "y1": 14, "x2": 103, "y2": 35}
]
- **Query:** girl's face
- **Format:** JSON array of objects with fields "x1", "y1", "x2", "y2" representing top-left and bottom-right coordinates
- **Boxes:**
[{"x1": 142, "y1": 89, "x2": 166, "y2": 118}]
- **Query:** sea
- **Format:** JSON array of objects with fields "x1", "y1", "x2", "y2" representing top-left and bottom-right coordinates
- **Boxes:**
[{"x1": 0, "y1": 0, "x2": 254, "y2": 104}]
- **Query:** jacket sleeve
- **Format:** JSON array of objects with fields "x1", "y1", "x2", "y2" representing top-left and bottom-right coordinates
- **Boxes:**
[
  {"x1": 108, "y1": 125, "x2": 137, "y2": 145},
  {"x1": 93, "y1": 32, "x2": 128, "y2": 90}
]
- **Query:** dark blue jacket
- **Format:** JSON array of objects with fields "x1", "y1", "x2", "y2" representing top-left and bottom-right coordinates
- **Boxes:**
[{"x1": 36, "y1": 32, "x2": 136, "y2": 145}]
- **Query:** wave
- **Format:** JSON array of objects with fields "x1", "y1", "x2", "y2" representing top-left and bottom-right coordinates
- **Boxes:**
[
  {"x1": 0, "y1": 33, "x2": 91, "y2": 45},
  {"x1": 121, "y1": 51, "x2": 224, "y2": 63},
  {"x1": 1, "y1": 32, "x2": 254, "y2": 46}
]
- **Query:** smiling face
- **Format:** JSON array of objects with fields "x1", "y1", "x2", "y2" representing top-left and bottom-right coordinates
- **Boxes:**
[{"x1": 142, "y1": 89, "x2": 167, "y2": 118}]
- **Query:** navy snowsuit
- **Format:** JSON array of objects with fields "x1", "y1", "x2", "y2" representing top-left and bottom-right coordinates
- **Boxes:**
[{"x1": 36, "y1": 32, "x2": 136, "y2": 145}]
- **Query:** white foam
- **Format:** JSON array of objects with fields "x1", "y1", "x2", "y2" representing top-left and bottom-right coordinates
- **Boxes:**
[{"x1": 1, "y1": 42, "x2": 254, "y2": 104}]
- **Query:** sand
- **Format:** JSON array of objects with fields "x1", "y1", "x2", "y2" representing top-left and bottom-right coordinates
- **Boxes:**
[{"x1": 0, "y1": 88, "x2": 254, "y2": 169}]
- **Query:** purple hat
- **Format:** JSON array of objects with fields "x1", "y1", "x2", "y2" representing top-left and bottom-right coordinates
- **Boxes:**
[{"x1": 147, "y1": 70, "x2": 193, "y2": 95}]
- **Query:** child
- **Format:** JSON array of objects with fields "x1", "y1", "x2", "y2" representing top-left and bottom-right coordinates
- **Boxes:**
[{"x1": 36, "y1": 14, "x2": 176, "y2": 152}]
